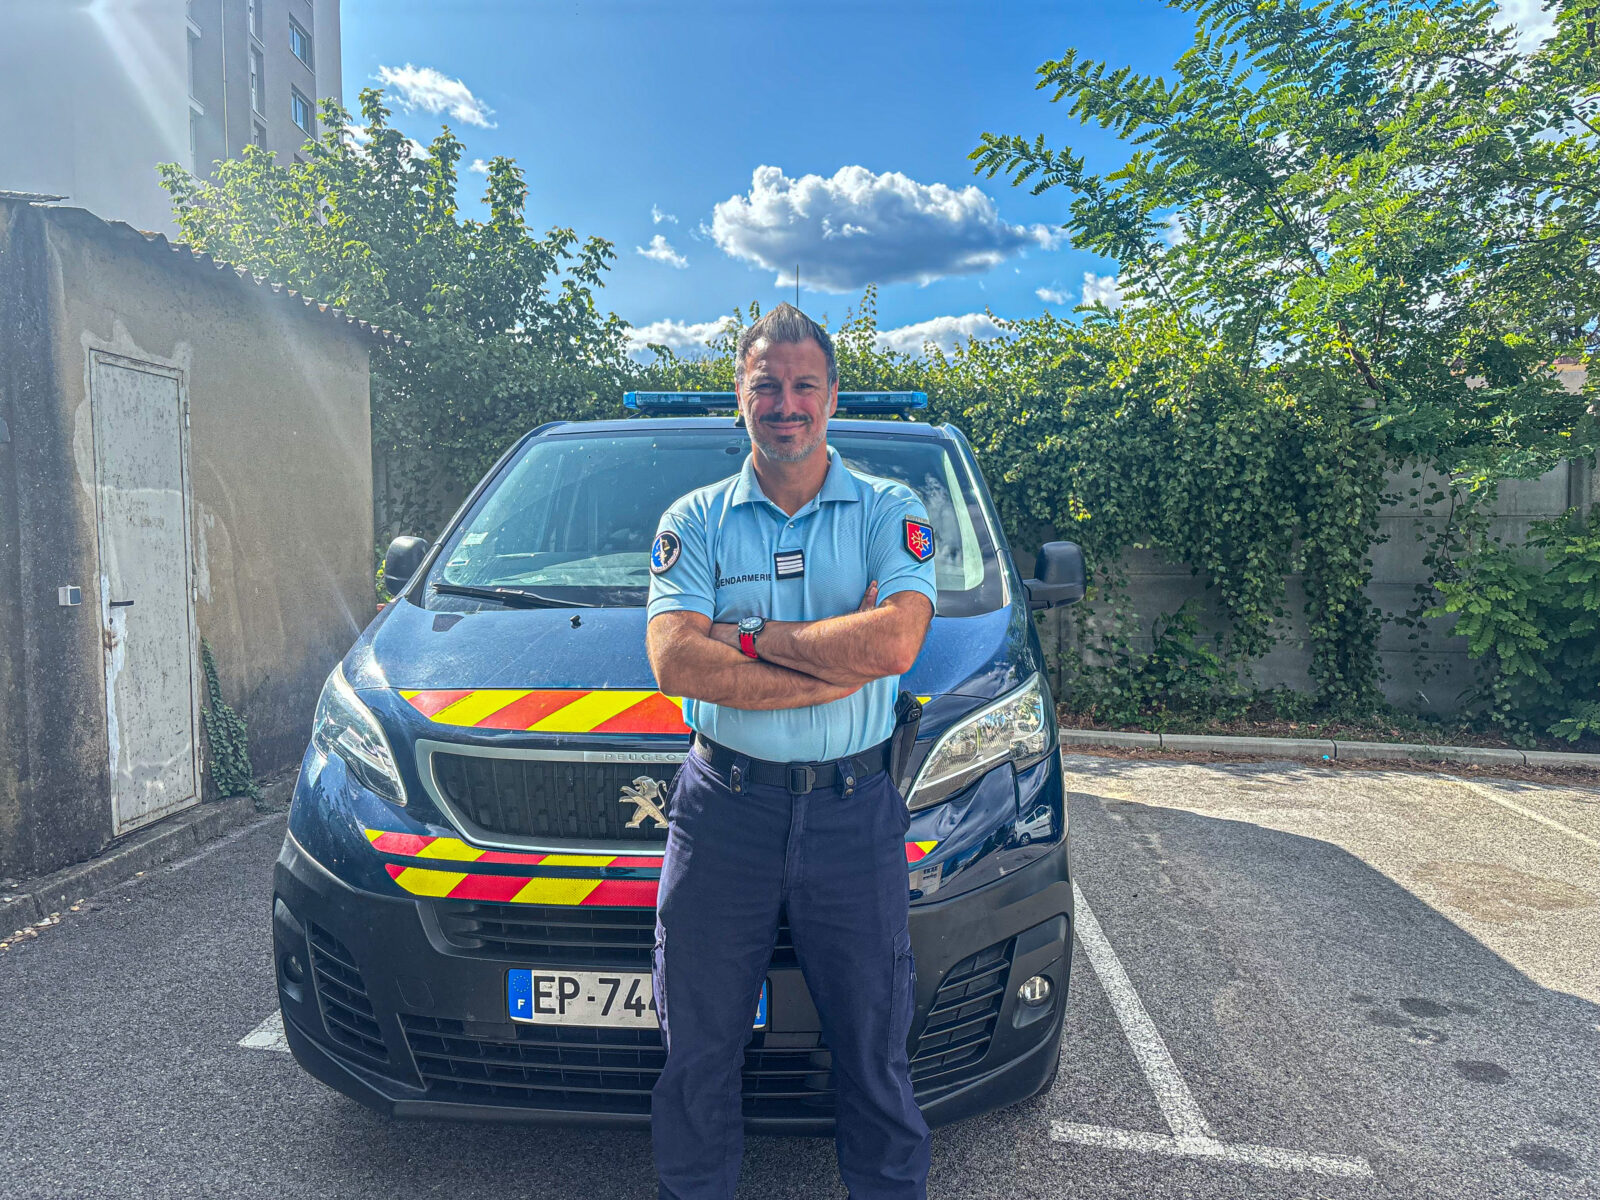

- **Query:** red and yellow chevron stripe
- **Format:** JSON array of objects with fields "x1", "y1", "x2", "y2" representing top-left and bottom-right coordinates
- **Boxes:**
[
  {"x1": 364, "y1": 827, "x2": 940, "y2": 905},
  {"x1": 401, "y1": 688, "x2": 690, "y2": 734}
]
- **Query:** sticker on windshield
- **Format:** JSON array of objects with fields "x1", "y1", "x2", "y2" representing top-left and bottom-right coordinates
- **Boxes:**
[
  {"x1": 903, "y1": 518, "x2": 935, "y2": 563},
  {"x1": 651, "y1": 530, "x2": 682, "y2": 575}
]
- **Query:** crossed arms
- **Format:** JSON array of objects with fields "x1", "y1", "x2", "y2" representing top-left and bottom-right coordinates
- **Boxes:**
[{"x1": 647, "y1": 584, "x2": 934, "y2": 711}]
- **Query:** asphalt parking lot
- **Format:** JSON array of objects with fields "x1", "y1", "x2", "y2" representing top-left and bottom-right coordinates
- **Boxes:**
[{"x1": 2, "y1": 753, "x2": 1596, "y2": 1199}]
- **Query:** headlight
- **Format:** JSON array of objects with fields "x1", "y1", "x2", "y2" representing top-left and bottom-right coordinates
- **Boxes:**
[
  {"x1": 907, "y1": 673, "x2": 1053, "y2": 810},
  {"x1": 310, "y1": 665, "x2": 407, "y2": 806}
]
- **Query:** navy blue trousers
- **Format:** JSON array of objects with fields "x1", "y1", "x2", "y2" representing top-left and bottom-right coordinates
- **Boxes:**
[{"x1": 651, "y1": 747, "x2": 931, "y2": 1200}]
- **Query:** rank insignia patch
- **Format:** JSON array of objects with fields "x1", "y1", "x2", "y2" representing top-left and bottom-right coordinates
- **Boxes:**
[
  {"x1": 774, "y1": 549, "x2": 805, "y2": 579},
  {"x1": 650, "y1": 530, "x2": 682, "y2": 575},
  {"x1": 903, "y1": 518, "x2": 935, "y2": 563}
]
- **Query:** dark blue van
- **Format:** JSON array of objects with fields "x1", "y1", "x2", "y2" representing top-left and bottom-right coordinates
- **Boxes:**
[{"x1": 272, "y1": 392, "x2": 1085, "y2": 1128}]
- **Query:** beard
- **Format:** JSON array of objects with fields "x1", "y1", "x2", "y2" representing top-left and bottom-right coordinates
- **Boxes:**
[{"x1": 749, "y1": 413, "x2": 828, "y2": 463}]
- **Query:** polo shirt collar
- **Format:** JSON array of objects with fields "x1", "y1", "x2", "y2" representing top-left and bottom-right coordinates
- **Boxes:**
[{"x1": 730, "y1": 444, "x2": 861, "y2": 510}]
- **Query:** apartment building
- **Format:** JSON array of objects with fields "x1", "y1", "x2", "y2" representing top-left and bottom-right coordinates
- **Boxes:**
[{"x1": 1, "y1": 0, "x2": 343, "y2": 235}]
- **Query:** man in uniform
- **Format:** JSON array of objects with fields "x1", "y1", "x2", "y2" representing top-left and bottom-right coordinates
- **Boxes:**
[{"x1": 645, "y1": 303, "x2": 938, "y2": 1200}]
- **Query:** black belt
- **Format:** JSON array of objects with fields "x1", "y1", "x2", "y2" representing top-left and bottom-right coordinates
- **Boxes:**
[{"x1": 691, "y1": 733, "x2": 890, "y2": 795}]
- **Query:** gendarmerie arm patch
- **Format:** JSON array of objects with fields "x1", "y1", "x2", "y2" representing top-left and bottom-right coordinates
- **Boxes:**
[
  {"x1": 903, "y1": 517, "x2": 935, "y2": 563},
  {"x1": 650, "y1": 530, "x2": 682, "y2": 575},
  {"x1": 774, "y1": 549, "x2": 805, "y2": 579}
]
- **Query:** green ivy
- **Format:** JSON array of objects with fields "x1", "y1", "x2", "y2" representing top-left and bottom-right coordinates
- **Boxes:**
[
  {"x1": 1428, "y1": 509, "x2": 1600, "y2": 743},
  {"x1": 200, "y1": 641, "x2": 260, "y2": 800}
]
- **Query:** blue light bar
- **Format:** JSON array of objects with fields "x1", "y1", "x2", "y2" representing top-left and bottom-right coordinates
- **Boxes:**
[
  {"x1": 623, "y1": 392, "x2": 738, "y2": 409},
  {"x1": 623, "y1": 391, "x2": 928, "y2": 412},
  {"x1": 838, "y1": 391, "x2": 928, "y2": 411}
]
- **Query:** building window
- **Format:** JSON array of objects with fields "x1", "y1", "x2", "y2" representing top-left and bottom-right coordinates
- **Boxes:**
[
  {"x1": 189, "y1": 109, "x2": 200, "y2": 167},
  {"x1": 291, "y1": 88, "x2": 314, "y2": 135},
  {"x1": 247, "y1": 0, "x2": 260, "y2": 39},
  {"x1": 252, "y1": 122, "x2": 268, "y2": 149},
  {"x1": 289, "y1": 18, "x2": 313, "y2": 67},
  {"x1": 187, "y1": 30, "x2": 199, "y2": 98},
  {"x1": 250, "y1": 47, "x2": 265, "y2": 113}
]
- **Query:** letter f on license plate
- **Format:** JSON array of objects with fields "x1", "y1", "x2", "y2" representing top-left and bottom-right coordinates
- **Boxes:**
[{"x1": 509, "y1": 969, "x2": 768, "y2": 1029}]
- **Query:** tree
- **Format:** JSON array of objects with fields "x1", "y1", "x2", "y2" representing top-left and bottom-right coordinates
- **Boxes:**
[
  {"x1": 161, "y1": 88, "x2": 634, "y2": 536},
  {"x1": 971, "y1": 0, "x2": 1599, "y2": 487}
]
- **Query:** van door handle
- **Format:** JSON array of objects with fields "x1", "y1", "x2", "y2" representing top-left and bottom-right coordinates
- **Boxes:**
[{"x1": 109, "y1": 600, "x2": 135, "y2": 608}]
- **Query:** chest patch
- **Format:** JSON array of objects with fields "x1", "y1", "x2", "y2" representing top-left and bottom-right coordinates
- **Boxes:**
[
  {"x1": 903, "y1": 517, "x2": 935, "y2": 563},
  {"x1": 774, "y1": 549, "x2": 805, "y2": 580}
]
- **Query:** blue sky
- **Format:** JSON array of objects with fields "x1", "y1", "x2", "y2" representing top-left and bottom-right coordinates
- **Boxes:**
[{"x1": 338, "y1": 0, "x2": 1552, "y2": 359}]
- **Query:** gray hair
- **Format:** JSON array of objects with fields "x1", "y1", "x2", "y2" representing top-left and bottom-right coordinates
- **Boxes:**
[{"x1": 734, "y1": 302, "x2": 838, "y2": 390}]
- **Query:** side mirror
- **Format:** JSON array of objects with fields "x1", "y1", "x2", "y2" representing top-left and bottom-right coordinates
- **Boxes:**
[
  {"x1": 382, "y1": 535, "x2": 429, "y2": 598},
  {"x1": 1023, "y1": 541, "x2": 1086, "y2": 611}
]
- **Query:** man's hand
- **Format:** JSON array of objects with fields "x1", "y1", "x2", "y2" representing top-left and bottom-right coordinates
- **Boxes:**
[
  {"x1": 648, "y1": 611, "x2": 864, "y2": 711},
  {"x1": 711, "y1": 581, "x2": 879, "y2": 650},
  {"x1": 713, "y1": 585, "x2": 932, "y2": 689}
]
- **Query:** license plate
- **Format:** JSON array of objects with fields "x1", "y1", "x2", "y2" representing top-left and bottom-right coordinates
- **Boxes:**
[{"x1": 508, "y1": 969, "x2": 768, "y2": 1029}]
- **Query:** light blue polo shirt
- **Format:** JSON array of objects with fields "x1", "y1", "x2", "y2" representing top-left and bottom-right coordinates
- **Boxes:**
[{"x1": 647, "y1": 444, "x2": 939, "y2": 762}]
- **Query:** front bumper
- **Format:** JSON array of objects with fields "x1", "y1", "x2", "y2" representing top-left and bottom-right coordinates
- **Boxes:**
[{"x1": 273, "y1": 826, "x2": 1072, "y2": 1131}]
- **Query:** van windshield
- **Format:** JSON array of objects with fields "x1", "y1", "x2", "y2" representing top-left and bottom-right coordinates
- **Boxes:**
[{"x1": 425, "y1": 428, "x2": 1006, "y2": 616}]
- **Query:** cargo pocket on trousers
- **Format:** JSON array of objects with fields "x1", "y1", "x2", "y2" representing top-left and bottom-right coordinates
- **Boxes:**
[
  {"x1": 652, "y1": 926, "x2": 670, "y2": 1043},
  {"x1": 888, "y1": 928, "x2": 915, "y2": 1059}
]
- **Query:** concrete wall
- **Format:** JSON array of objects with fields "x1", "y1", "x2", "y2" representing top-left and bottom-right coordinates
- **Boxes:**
[
  {"x1": 1034, "y1": 373, "x2": 1596, "y2": 714},
  {"x1": 0, "y1": 200, "x2": 375, "y2": 879}
]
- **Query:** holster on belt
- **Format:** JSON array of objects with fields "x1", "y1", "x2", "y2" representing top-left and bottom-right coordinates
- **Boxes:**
[{"x1": 890, "y1": 690, "x2": 923, "y2": 794}]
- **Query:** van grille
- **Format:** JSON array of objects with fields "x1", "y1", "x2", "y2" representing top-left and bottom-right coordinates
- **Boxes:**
[
  {"x1": 401, "y1": 1017, "x2": 836, "y2": 1117},
  {"x1": 435, "y1": 902, "x2": 800, "y2": 970},
  {"x1": 432, "y1": 754, "x2": 678, "y2": 842},
  {"x1": 308, "y1": 924, "x2": 389, "y2": 1065},
  {"x1": 398, "y1": 938, "x2": 1015, "y2": 1116},
  {"x1": 909, "y1": 938, "x2": 1013, "y2": 1095}
]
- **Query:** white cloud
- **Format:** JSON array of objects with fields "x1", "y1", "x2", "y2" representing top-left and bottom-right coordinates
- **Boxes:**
[
  {"x1": 874, "y1": 313, "x2": 1006, "y2": 356},
  {"x1": 342, "y1": 123, "x2": 371, "y2": 147},
  {"x1": 710, "y1": 165, "x2": 1065, "y2": 292},
  {"x1": 1160, "y1": 213, "x2": 1187, "y2": 247},
  {"x1": 1036, "y1": 286, "x2": 1071, "y2": 305},
  {"x1": 468, "y1": 158, "x2": 490, "y2": 174},
  {"x1": 652, "y1": 204, "x2": 677, "y2": 225},
  {"x1": 623, "y1": 317, "x2": 733, "y2": 358},
  {"x1": 1081, "y1": 272, "x2": 1126, "y2": 310},
  {"x1": 637, "y1": 234, "x2": 688, "y2": 269},
  {"x1": 1496, "y1": 0, "x2": 1557, "y2": 51},
  {"x1": 376, "y1": 63, "x2": 496, "y2": 128}
]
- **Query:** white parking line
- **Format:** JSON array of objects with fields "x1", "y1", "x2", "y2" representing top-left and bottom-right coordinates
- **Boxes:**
[
  {"x1": 1050, "y1": 882, "x2": 1374, "y2": 1179},
  {"x1": 239, "y1": 1010, "x2": 288, "y2": 1052},
  {"x1": 1448, "y1": 775, "x2": 1600, "y2": 851},
  {"x1": 1048, "y1": 1123, "x2": 1375, "y2": 1178}
]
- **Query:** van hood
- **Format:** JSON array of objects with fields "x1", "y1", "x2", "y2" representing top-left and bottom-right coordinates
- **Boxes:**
[{"x1": 343, "y1": 598, "x2": 1038, "y2": 702}]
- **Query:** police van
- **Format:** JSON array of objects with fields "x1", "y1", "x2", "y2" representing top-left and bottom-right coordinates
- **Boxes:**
[{"x1": 273, "y1": 391, "x2": 1085, "y2": 1128}]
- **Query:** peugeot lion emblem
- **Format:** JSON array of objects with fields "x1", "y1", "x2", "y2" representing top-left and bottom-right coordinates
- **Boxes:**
[{"x1": 619, "y1": 775, "x2": 670, "y2": 830}]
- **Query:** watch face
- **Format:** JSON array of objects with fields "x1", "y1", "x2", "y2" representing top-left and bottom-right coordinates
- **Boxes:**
[{"x1": 738, "y1": 616, "x2": 764, "y2": 634}]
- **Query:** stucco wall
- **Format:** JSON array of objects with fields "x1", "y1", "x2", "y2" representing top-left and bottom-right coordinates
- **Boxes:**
[
  {"x1": 0, "y1": 200, "x2": 375, "y2": 878},
  {"x1": 0, "y1": 204, "x2": 113, "y2": 879}
]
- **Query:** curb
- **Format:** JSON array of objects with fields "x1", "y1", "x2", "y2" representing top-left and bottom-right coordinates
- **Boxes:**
[
  {"x1": 1058, "y1": 728, "x2": 1600, "y2": 769},
  {"x1": 1, "y1": 772, "x2": 295, "y2": 935}
]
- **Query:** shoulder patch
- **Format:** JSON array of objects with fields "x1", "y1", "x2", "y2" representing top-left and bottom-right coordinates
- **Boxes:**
[
  {"x1": 650, "y1": 529, "x2": 682, "y2": 575},
  {"x1": 903, "y1": 517, "x2": 935, "y2": 563}
]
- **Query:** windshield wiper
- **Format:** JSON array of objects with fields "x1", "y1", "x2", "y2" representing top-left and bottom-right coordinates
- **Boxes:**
[{"x1": 432, "y1": 582, "x2": 597, "y2": 609}]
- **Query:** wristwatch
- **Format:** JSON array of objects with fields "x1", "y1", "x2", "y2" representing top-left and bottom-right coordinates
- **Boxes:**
[{"x1": 737, "y1": 615, "x2": 766, "y2": 659}]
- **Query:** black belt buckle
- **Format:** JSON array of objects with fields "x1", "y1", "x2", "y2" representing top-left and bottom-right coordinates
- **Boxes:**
[{"x1": 786, "y1": 764, "x2": 817, "y2": 795}]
